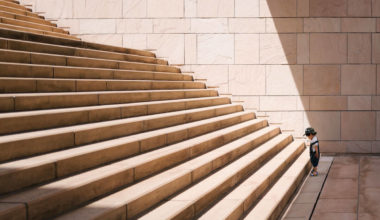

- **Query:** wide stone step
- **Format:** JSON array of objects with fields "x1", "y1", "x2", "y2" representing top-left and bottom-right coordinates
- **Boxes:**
[
  {"x1": 0, "y1": 16, "x2": 67, "y2": 34},
  {"x1": 243, "y1": 149, "x2": 310, "y2": 220},
  {"x1": 0, "y1": 96, "x2": 229, "y2": 135},
  {"x1": 0, "y1": 37, "x2": 167, "y2": 64},
  {"x1": 0, "y1": 28, "x2": 156, "y2": 57},
  {"x1": 0, "y1": 10, "x2": 55, "y2": 26},
  {"x1": 0, "y1": 62, "x2": 192, "y2": 81},
  {"x1": 0, "y1": 0, "x2": 30, "y2": 11},
  {"x1": 57, "y1": 125, "x2": 281, "y2": 220},
  {"x1": 200, "y1": 140, "x2": 306, "y2": 220},
  {"x1": 141, "y1": 134, "x2": 301, "y2": 220},
  {"x1": 0, "y1": 89, "x2": 217, "y2": 112},
  {"x1": 0, "y1": 103, "x2": 241, "y2": 162},
  {"x1": 0, "y1": 5, "x2": 41, "y2": 18},
  {"x1": 0, "y1": 23, "x2": 77, "y2": 40},
  {"x1": 0, "y1": 49, "x2": 180, "y2": 73},
  {"x1": 0, "y1": 77, "x2": 205, "y2": 93},
  {"x1": 0, "y1": 110, "x2": 254, "y2": 195},
  {"x1": 0, "y1": 118, "x2": 267, "y2": 220}
]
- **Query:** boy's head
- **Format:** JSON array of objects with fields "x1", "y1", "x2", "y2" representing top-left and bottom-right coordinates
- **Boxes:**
[{"x1": 304, "y1": 127, "x2": 317, "y2": 140}]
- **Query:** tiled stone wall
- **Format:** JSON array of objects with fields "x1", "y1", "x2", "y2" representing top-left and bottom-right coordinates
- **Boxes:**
[{"x1": 20, "y1": 0, "x2": 380, "y2": 153}]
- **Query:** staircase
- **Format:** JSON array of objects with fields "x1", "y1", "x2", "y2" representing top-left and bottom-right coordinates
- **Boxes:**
[{"x1": 0, "y1": 0, "x2": 311, "y2": 219}]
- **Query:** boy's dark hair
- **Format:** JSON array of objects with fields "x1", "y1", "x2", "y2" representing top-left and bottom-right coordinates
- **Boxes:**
[{"x1": 304, "y1": 127, "x2": 317, "y2": 136}]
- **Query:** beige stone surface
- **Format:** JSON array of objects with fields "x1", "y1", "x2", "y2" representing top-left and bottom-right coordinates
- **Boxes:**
[
  {"x1": 310, "y1": 96, "x2": 347, "y2": 111},
  {"x1": 228, "y1": 18, "x2": 265, "y2": 33},
  {"x1": 191, "y1": 18, "x2": 228, "y2": 33},
  {"x1": 341, "y1": 111, "x2": 376, "y2": 141},
  {"x1": 341, "y1": 65, "x2": 376, "y2": 95},
  {"x1": 197, "y1": 0, "x2": 234, "y2": 17},
  {"x1": 79, "y1": 19, "x2": 116, "y2": 34},
  {"x1": 372, "y1": 34, "x2": 380, "y2": 63},
  {"x1": 123, "y1": 34, "x2": 147, "y2": 49},
  {"x1": 147, "y1": 0, "x2": 183, "y2": 17},
  {"x1": 123, "y1": 0, "x2": 147, "y2": 18},
  {"x1": 304, "y1": 65, "x2": 340, "y2": 95},
  {"x1": 260, "y1": 0, "x2": 297, "y2": 17},
  {"x1": 147, "y1": 34, "x2": 184, "y2": 64},
  {"x1": 297, "y1": 0, "x2": 310, "y2": 17},
  {"x1": 80, "y1": 34, "x2": 123, "y2": 47},
  {"x1": 348, "y1": 0, "x2": 371, "y2": 16},
  {"x1": 192, "y1": 65, "x2": 229, "y2": 93},
  {"x1": 304, "y1": 18, "x2": 340, "y2": 33},
  {"x1": 297, "y1": 33, "x2": 309, "y2": 64},
  {"x1": 341, "y1": 18, "x2": 376, "y2": 33},
  {"x1": 304, "y1": 111, "x2": 341, "y2": 140},
  {"x1": 235, "y1": 0, "x2": 259, "y2": 17},
  {"x1": 260, "y1": 34, "x2": 296, "y2": 64},
  {"x1": 197, "y1": 34, "x2": 234, "y2": 64},
  {"x1": 310, "y1": 0, "x2": 347, "y2": 17},
  {"x1": 266, "y1": 65, "x2": 303, "y2": 95},
  {"x1": 153, "y1": 19, "x2": 190, "y2": 33},
  {"x1": 229, "y1": 65, "x2": 265, "y2": 95},
  {"x1": 348, "y1": 96, "x2": 371, "y2": 110},
  {"x1": 185, "y1": 34, "x2": 196, "y2": 64},
  {"x1": 260, "y1": 96, "x2": 297, "y2": 111},
  {"x1": 73, "y1": 0, "x2": 122, "y2": 18},
  {"x1": 266, "y1": 18, "x2": 303, "y2": 33},
  {"x1": 185, "y1": 0, "x2": 196, "y2": 17},
  {"x1": 35, "y1": 0, "x2": 72, "y2": 19},
  {"x1": 310, "y1": 33, "x2": 347, "y2": 64},
  {"x1": 234, "y1": 34, "x2": 259, "y2": 64},
  {"x1": 117, "y1": 19, "x2": 153, "y2": 34},
  {"x1": 348, "y1": 33, "x2": 371, "y2": 64}
]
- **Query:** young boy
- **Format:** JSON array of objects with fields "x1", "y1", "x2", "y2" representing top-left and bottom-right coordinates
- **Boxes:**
[{"x1": 304, "y1": 127, "x2": 319, "y2": 176}]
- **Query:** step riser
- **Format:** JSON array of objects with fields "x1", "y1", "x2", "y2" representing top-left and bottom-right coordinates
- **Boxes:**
[
  {"x1": 0, "y1": 104, "x2": 242, "y2": 162},
  {"x1": 0, "y1": 28, "x2": 156, "y2": 57},
  {"x1": 0, "y1": 89, "x2": 217, "y2": 112},
  {"x1": 0, "y1": 97, "x2": 229, "y2": 135},
  {"x1": 0, "y1": 78, "x2": 205, "y2": 93},
  {"x1": 2, "y1": 38, "x2": 167, "y2": 65},
  {"x1": 0, "y1": 50, "x2": 180, "y2": 73},
  {"x1": 0, "y1": 63, "x2": 192, "y2": 81},
  {"x1": 0, "y1": 119, "x2": 265, "y2": 220},
  {"x1": 0, "y1": 112, "x2": 254, "y2": 195}
]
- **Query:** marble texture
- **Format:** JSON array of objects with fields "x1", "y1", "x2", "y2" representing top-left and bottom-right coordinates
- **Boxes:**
[{"x1": 197, "y1": 34, "x2": 234, "y2": 64}]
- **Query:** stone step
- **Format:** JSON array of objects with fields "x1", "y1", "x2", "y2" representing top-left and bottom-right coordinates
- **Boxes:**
[
  {"x1": 0, "y1": 10, "x2": 56, "y2": 26},
  {"x1": 141, "y1": 134, "x2": 302, "y2": 220},
  {"x1": 0, "y1": 62, "x2": 192, "y2": 81},
  {"x1": 0, "y1": 0, "x2": 30, "y2": 11},
  {"x1": 0, "y1": 77, "x2": 205, "y2": 93},
  {"x1": 243, "y1": 150, "x2": 310, "y2": 220},
  {"x1": 0, "y1": 118, "x2": 267, "y2": 220},
  {"x1": 0, "y1": 28, "x2": 156, "y2": 57},
  {"x1": 0, "y1": 96, "x2": 229, "y2": 135},
  {"x1": 0, "y1": 88, "x2": 218, "y2": 112},
  {"x1": 0, "y1": 37, "x2": 168, "y2": 65},
  {"x1": 0, "y1": 49, "x2": 180, "y2": 73},
  {"x1": 0, "y1": 4, "x2": 41, "y2": 18},
  {"x1": 0, "y1": 23, "x2": 77, "y2": 40},
  {"x1": 0, "y1": 16, "x2": 67, "y2": 34},
  {"x1": 199, "y1": 140, "x2": 307, "y2": 220},
  {"x1": 0, "y1": 103, "x2": 240, "y2": 162},
  {"x1": 0, "y1": 110, "x2": 254, "y2": 195},
  {"x1": 57, "y1": 126, "x2": 281, "y2": 220}
]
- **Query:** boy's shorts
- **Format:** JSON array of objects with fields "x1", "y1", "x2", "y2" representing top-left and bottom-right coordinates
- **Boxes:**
[{"x1": 310, "y1": 153, "x2": 319, "y2": 167}]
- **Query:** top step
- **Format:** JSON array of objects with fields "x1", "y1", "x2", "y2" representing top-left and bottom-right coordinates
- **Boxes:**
[{"x1": 0, "y1": 27, "x2": 156, "y2": 57}]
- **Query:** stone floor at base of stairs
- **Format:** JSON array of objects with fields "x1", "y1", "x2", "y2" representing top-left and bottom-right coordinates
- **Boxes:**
[{"x1": 283, "y1": 155, "x2": 380, "y2": 220}]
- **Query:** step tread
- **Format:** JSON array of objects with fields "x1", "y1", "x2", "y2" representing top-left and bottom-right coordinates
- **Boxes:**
[
  {"x1": 1, "y1": 37, "x2": 166, "y2": 63},
  {"x1": 0, "y1": 103, "x2": 241, "y2": 144},
  {"x1": 0, "y1": 118, "x2": 266, "y2": 220},
  {"x1": 199, "y1": 140, "x2": 306, "y2": 220},
  {"x1": 55, "y1": 123, "x2": 276, "y2": 220},
  {"x1": 243, "y1": 149, "x2": 309, "y2": 220},
  {"x1": 140, "y1": 132, "x2": 295, "y2": 220},
  {"x1": 0, "y1": 111, "x2": 253, "y2": 194},
  {"x1": 0, "y1": 88, "x2": 217, "y2": 97}
]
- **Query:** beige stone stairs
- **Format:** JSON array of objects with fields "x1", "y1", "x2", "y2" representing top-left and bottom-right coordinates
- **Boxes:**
[{"x1": 0, "y1": 1, "x2": 311, "y2": 219}]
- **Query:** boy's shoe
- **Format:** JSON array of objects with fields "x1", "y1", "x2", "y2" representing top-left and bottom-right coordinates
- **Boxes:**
[{"x1": 310, "y1": 171, "x2": 318, "y2": 176}]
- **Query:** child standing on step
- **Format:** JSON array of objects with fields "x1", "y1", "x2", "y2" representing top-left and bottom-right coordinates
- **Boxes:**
[{"x1": 304, "y1": 127, "x2": 319, "y2": 176}]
